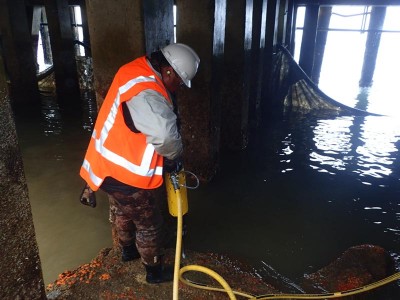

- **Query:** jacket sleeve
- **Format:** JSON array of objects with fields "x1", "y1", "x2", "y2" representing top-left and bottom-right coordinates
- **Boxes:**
[{"x1": 125, "y1": 89, "x2": 183, "y2": 160}]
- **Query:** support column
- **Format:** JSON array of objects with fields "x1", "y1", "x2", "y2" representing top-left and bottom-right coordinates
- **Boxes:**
[
  {"x1": 85, "y1": 0, "x2": 145, "y2": 106},
  {"x1": 0, "y1": 40, "x2": 46, "y2": 300},
  {"x1": 176, "y1": 0, "x2": 226, "y2": 181},
  {"x1": 248, "y1": 0, "x2": 266, "y2": 130},
  {"x1": 40, "y1": 9, "x2": 53, "y2": 65},
  {"x1": 27, "y1": 5, "x2": 42, "y2": 70},
  {"x1": 143, "y1": 0, "x2": 174, "y2": 54},
  {"x1": 79, "y1": 0, "x2": 92, "y2": 57},
  {"x1": 219, "y1": 0, "x2": 251, "y2": 151},
  {"x1": 44, "y1": 0, "x2": 81, "y2": 108},
  {"x1": 288, "y1": 3, "x2": 299, "y2": 55},
  {"x1": 311, "y1": 6, "x2": 332, "y2": 84},
  {"x1": 285, "y1": 0, "x2": 295, "y2": 52},
  {"x1": 299, "y1": 4, "x2": 319, "y2": 77},
  {"x1": 276, "y1": 0, "x2": 287, "y2": 45},
  {"x1": 0, "y1": 0, "x2": 40, "y2": 109},
  {"x1": 261, "y1": 0, "x2": 278, "y2": 113},
  {"x1": 359, "y1": 6, "x2": 386, "y2": 87},
  {"x1": 272, "y1": 0, "x2": 281, "y2": 45},
  {"x1": 256, "y1": 0, "x2": 269, "y2": 118}
]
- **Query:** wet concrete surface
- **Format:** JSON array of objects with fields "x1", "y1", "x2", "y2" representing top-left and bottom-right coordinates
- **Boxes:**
[{"x1": 0, "y1": 91, "x2": 46, "y2": 299}]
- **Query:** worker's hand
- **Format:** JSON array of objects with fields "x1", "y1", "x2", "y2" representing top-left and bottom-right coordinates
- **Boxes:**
[
  {"x1": 79, "y1": 184, "x2": 97, "y2": 208},
  {"x1": 164, "y1": 157, "x2": 183, "y2": 174}
]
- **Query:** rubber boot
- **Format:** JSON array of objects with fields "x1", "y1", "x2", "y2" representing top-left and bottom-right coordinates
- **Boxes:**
[
  {"x1": 144, "y1": 262, "x2": 173, "y2": 284},
  {"x1": 121, "y1": 244, "x2": 140, "y2": 262}
]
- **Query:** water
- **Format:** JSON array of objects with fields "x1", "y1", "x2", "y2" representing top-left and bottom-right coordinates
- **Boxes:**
[
  {"x1": 185, "y1": 113, "x2": 400, "y2": 281},
  {"x1": 15, "y1": 102, "x2": 112, "y2": 285},
  {"x1": 16, "y1": 96, "x2": 400, "y2": 287}
]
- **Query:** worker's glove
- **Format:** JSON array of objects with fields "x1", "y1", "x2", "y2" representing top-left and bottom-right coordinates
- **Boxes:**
[
  {"x1": 79, "y1": 184, "x2": 97, "y2": 208},
  {"x1": 164, "y1": 157, "x2": 183, "y2": 174}
]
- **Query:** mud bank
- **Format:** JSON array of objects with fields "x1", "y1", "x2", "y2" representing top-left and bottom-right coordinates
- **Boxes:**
[{"x1": 46, "y1": 244, "x2": 399, "y2": 299}]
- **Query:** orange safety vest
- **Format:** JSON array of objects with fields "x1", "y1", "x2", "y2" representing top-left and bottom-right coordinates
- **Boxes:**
[{"x1": 80, "y1": 56, "x2": 172, "y2": 191}]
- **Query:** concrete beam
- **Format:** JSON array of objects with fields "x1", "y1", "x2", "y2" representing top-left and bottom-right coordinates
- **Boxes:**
[{"x1": 296, "y1": 0, "x2": 400, "y2": 6}]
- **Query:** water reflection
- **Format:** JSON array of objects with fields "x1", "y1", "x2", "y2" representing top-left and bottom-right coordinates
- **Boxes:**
[
  {"x1": 40, "y1": 92, "x2": 63, "y2": 136},
  {"x1": 80, "y1": 89, "x2": 98, "y2": 132},
  {"x1": 311, "y1": 117, "x2": 353, "y2": 173},
  {"x1": 310, "y1": 115, "x2": 400, "y2": 181},
  {"x1": 36, "y1": 89, "x2": 97, "y2": 136}
]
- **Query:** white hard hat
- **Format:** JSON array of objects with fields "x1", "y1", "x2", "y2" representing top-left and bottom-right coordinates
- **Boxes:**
[{"x1": 161, "y1": 43, "x2": 200, "y2": 88}]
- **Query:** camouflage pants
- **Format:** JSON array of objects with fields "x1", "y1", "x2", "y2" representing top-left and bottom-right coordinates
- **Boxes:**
[{"x1": 108, "y1": 187, "x2": 167, "y2": 265}]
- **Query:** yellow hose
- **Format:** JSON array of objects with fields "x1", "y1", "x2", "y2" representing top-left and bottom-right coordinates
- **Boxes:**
[
  {"x1": 170, "y1": 174, "x2": 400, "y2": 300},
  {"x1": 172, "y1": 181, "x2": 183, "y2": 300},
  {"x1": 179, "y1": 266, "x2": 400, "y2": 299},
  {"x1": 172, "y1": 184, "x2": 238, "y2": 300}
]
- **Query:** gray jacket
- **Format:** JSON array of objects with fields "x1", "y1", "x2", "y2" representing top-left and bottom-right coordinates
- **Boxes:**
[{"x1": 125, "y1": 88, "x2": 182, "y2": 160}]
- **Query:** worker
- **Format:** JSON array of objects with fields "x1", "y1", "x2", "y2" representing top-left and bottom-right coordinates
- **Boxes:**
[{"x1": 79, "y1": 43, "x2": 200, "y2": 284}]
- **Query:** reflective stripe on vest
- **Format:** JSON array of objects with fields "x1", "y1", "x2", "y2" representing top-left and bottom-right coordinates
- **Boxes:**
[
  {"x1": 82, "y1": 74, "x2": 164, "y2": 189},
  {"x1": 82, "y1": 158, "x2": 102, "y2": 187}
]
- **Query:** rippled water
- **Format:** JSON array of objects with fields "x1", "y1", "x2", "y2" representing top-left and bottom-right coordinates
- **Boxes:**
[{"x1": 184, "y1": 112, "x2": 400, "y2": 282}]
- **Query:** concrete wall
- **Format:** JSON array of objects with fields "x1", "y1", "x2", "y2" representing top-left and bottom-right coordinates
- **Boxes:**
[
  {"x1": 0, "y1": 41, "x2": 46, "y2": 300},
  {"x1": 85, "y1": 0, "x2": 146, "y2": 106}
]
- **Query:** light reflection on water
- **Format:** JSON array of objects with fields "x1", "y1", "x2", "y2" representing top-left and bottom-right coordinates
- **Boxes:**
[
  {"x1": 40, "y1": 93, "x2": 63, "y2": 136},
  {"x1": 309, "y1": 116, "x2": 400, "y2": 180},
  {"x1": 313, "y1": 114, "x2": 400, "y2": 250},
  {"x1": 283, "y1": 114, "x2": 400, "y2": 248}
]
